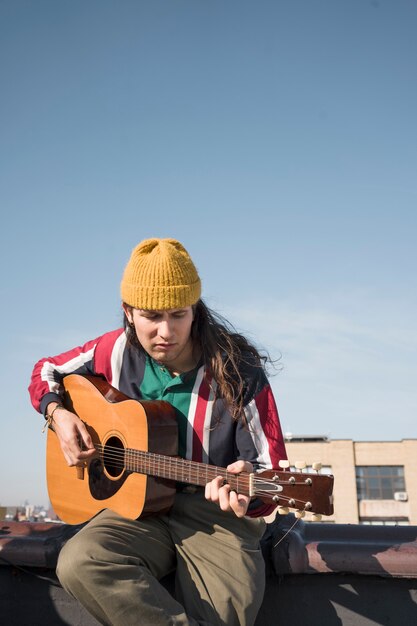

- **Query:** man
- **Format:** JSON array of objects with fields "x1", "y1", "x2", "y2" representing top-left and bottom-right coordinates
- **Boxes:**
[{"x1": 29, "y1": 238, "x2": 287, "y2": 626}]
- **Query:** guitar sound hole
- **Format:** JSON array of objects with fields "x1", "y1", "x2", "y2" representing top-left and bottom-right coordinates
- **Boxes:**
[{"x1": 103, "y1": 436, "x2": 125, "y2": 478}]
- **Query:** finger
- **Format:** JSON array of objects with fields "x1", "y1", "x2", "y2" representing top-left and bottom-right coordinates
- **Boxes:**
[
  {"x1": 62, "y1": 446, "x2": 81, "y2": 467},
  {"x1": 217, "y1": 483, "x2": 232, "y2": 511},
  {"x1": 79, "y1": 448, "x2": 97, "y2": 461},
  {"x1": 229, "y1": 491, "x2": 250, "y2": 518},
  {"x1": 77, "y1": 422, "x2": 95, "y2": 450},
  {"x1": 66, "y1": 446, "x2": 95, "y2": 466},
  {"x1": 61, "y1": 449, "x2": 73, "y2": 466},
  {"x1": 211, "y1": 476, "x2": 225, "y2": 501},
  {"x1": 205, "y1": 476, "x2": 224, "y2": 502},
  {"x1": 59, "y1": 431, "x2": 85, "y2": 466},
  {"x1": 226, "y1": 460, "x2": 253, "y2": 474}
]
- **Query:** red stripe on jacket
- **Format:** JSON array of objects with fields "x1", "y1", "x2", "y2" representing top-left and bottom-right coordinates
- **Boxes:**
[
  {"x1": 192, "y1": 374, "x2": 212, "y2": 462},
  {"x1": 93, "y1": 328, "x2": 125, "y2": 382},
  {"x1": 254, "y1": 384, "x2": 287, "y2": 467}
]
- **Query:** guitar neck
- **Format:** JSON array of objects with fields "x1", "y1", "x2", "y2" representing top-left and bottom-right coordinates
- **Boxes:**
[{"x1": 125, "y1": 448, "x2": 253, "y2": 496}]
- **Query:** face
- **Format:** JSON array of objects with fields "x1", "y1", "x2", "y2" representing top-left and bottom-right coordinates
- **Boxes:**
[{"x1": 123, "y1": 305, "x2": 196, "y2": 372}]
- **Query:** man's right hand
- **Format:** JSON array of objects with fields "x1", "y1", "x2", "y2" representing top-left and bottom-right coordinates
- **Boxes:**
[{"x1": 46, "y1": 403, "x2": 97, "y2": 466}]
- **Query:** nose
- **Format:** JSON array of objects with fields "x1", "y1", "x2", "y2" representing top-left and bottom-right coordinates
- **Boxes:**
[{"x1": 158, "y1": 319, "x2": 174, "y2": 340}]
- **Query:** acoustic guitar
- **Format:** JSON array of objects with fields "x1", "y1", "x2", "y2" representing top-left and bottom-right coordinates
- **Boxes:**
[{"x1": 46, "y1": 374, "x2": 334, "y2": 524}]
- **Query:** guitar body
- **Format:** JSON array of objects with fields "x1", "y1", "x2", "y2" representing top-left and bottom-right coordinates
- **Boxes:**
[{"x1": 47, "y1": 375, "x2": 178, "y2": 524}]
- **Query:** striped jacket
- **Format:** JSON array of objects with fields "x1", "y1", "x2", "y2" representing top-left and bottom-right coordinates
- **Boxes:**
[{"x1": 29, "y1": 328, "x2": 287, "y2": 516}]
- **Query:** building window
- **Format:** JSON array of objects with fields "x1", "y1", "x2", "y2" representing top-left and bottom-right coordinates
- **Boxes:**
[{"x1": 356, "y1": 466, "x2": 405, "y2": 500}]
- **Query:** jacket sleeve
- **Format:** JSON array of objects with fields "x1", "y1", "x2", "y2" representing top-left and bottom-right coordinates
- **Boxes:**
[
  {"x1": 28, "y1": 328, "x2": 128, "y2": 416},
  {"x1": 29, "y1": 339, "x2": 98, "y2": 414},
  {"x1": 29, "y1": 328, "x2": 127, "y2": 416},
  {"x1": 28, "y1": 336, "x2": 101, "y2": 416},
  {"x1": 238, "y1": 365, "x2": 288, "y2": 518}
]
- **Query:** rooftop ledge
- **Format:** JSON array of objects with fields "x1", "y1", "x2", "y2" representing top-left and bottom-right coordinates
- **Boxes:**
[
  {"x1": 2, "y1": 516, "x2": 417, "y2": 626},
  {"x1": 1, "y1": 514, "x2": 417, "y2": 578}
]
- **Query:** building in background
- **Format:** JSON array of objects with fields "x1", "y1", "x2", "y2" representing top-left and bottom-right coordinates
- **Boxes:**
[{"x1": 284, "y1": 438, "x2": 417, "y2": 525}]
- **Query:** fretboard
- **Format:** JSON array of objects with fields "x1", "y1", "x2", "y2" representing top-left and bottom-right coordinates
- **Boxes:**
[{"x1": 125, "y1": 448, "x2": 253, "y2": 496}]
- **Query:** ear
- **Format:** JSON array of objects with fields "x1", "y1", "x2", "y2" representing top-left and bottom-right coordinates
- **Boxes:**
[{"x1": 122, "y1": 303, "x2": 133, "y2": 325}]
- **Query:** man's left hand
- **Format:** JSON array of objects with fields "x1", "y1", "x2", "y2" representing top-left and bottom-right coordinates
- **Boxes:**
[{"x1": 205, "y1": 460, "x2": 253, "y2": 518}]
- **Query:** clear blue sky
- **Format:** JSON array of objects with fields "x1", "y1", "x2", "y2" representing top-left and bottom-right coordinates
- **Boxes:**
[{"x1": 1, "y1": 0, "x2": 416, "y2": 506}]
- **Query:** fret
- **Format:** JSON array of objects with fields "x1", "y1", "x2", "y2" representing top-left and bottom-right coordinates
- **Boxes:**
[
  {"x1": 124, "y1": 450, "x2": 251, "y2": 495},
  {"x1": 115, "y1": 449, "x2": 329, "y2": 510}
]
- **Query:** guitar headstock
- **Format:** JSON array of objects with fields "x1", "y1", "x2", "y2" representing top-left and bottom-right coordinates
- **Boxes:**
[{"x1": 255, "y1": 460, "x2": 334, "y2": 520}]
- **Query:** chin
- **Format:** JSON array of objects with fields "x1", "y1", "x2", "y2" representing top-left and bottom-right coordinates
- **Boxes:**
[{"x1": 153, "y1": 351, "x2": 174, "y2": 363}]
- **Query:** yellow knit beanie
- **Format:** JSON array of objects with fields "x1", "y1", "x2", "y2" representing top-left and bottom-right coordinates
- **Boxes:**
[{"x1": 120, "y1": 238, "x2": 201, "y2": 309}]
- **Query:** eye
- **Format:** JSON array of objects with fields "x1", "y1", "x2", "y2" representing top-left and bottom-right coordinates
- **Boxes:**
[{"x1": 140, "y1": 311, "x2": 160, "y2": 321}]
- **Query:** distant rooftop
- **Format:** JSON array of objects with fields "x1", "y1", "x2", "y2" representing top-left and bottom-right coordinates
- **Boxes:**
[{"x1": 284, "y1": 433, "x2": 329, "y2": 442}]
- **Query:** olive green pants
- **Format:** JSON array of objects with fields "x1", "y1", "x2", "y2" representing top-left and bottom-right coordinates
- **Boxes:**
[{"x1": 57, "y1": 491, "x2": 266, "y2": 626}]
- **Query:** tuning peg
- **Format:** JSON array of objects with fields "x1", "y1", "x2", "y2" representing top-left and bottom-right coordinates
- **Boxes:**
[
  {"x1": 278, "y1": 460, "x2": 290, "y2": 469},
  {"x1": 294, "y1": 461, "x2": 307, "y2": 470},
  {"x1": 277, "y1": 506, "x2": 289, "y2": 515},
  {"x1": 295, "y1": 510, "x2": 305, "y2": 518},
  {"x1": 312, "y1": 462, "x2": 322, "y2": 472},
  {"x1": 309, "y1": 514, "x2": 322, "y2": 522}
]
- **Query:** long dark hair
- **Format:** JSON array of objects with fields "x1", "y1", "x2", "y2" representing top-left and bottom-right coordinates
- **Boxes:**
[{"x1": 123, "y1": 299, "x2": 273, "y2": 421}]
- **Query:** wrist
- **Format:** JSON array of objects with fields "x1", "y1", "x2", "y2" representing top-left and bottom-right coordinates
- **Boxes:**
[
  {"x1": 42, "y1": 402, "x2": 66, "y2": 434},
  {"x1": 46, "y1": 402, "x2": 65, "y2": 421}
]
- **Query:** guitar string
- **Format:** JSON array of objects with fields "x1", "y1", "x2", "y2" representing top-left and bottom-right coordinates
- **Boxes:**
[
  {"x1": 93, "y1": 444, "x2": 317, "y2": 486},
  {"x1": 85, "y1": 444, "x2": 314, "y2": 508},
  {"x1": 272, "y1": 516, "x2": 302, "y2": 549},
  {"x1": 95, "y1": 444, "x2": 278, "y2": 481},
  {"x1": 93, "y1": 445, "x2": 318, "y2": 487},
  {"x1": 95, "y1": 444, "x2": 250, "y2": 484}
]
